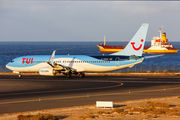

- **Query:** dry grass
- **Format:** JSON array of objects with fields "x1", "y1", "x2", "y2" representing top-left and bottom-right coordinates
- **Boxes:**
[
  {"x1": 147, "y1": 101, "x2": 169, "y2": 108},
  {"x1": 78, "y1": 113, "x2": 96, "y2": 119},
  {"x1": 120, "y1": 111, "x2": 128, "y2": 116},
  {"x1": 125, "y1": 106, "x2": 132, "y2": 110},
  {"x1": 171, "y1": 112, "x2": 180, "y2": 116},
  {"x1": 137, "y1": 105, "x2": 145, "y2": 109},
  {"x1": 152, "y1": 108, "x2": 167, "y2": 115},
  {"x1": 128, "y1": 101, "x2": 180, "y2": 116},
  {"x1": 176, "y1": 104, "x2": 180, "y2": 107},
  {"x1": 17, "y1": 113, "x2": 58, "y2": 120},
  {"x1": 128, "y1": 102, "x2": 170, "y2": 115},
  {"x1": 111, "y1": 108, "x2": 124, "y2": 113},
  {"x1": 106, "y1": 114, "x2": 112, "y2": 117},
  {"x1": 147, "y1": 115, "x2": 153, "y2": 119},
  {"x1": 97, "y1": 111, "x2": 107, "y2": 114}
]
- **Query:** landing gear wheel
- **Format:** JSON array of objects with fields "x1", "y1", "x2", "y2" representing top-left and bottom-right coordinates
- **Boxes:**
[
  {"x1": 19, "y1": 74, "x2": 22, "y2": 77},
  {"x1": 79, "y1": 73, "x2": 85, "y2": 78},
  {"x1": 65, "y1": 74, "x2": 72, "y2": 78}
]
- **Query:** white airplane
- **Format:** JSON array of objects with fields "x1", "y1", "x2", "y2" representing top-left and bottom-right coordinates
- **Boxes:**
[{"x1": 6, "y1": 23, "x2": 149, "y2": 78}]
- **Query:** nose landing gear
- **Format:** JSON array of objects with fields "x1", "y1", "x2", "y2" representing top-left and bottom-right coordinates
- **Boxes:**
[{"x1": 18, "y1": 73, "x2": 22, "y2": 77}]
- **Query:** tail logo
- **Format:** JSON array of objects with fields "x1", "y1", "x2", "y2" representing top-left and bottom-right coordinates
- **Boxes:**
[{"x1": 131, "y1": 39, "x2": 144, "y2": 51}]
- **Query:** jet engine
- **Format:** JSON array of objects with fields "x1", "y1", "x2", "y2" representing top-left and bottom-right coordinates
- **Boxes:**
[{"x1": 39, "y1": 67, "x2": 55, "y2": 76}]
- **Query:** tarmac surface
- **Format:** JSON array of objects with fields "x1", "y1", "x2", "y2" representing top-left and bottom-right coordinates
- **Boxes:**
[{"x1": 0, "y1": 75, "x2": 180, "y2": 114}]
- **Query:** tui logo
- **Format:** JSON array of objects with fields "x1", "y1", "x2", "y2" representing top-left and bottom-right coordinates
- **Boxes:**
[
  {"x1": 131, "y1": 39, "x2": 144, "y2": 51},
  {"x1": 22, "y1": 58, "x2": 33, "y2": 64}
]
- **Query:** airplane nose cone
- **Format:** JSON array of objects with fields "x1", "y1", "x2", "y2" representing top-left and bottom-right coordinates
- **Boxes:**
[{"x1": 6, "y1": 63, "x2": 11, "y2": 70}]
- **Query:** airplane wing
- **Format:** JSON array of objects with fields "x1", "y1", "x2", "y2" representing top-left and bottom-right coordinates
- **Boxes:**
[
  {"x1": 47, "y1": 52, "x2": 85, "y2": 74},
  {"x1": 55, "y1": 62, "x2": 85, "y2": 72}
]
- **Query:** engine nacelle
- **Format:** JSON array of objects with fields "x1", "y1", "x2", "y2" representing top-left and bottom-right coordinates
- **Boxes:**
[{"x1": 39, "y1": 67, "x2": 55, "y2": 76}]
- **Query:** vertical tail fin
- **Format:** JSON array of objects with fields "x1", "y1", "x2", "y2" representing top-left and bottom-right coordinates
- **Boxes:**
[{"x1": 111, "y1": 23, "x2": 149, "y2": 56}]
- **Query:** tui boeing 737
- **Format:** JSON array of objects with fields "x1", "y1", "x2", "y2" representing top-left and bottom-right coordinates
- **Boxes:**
[{"x1": 6, "y1": 23, "x2": 149, "y2": 78}]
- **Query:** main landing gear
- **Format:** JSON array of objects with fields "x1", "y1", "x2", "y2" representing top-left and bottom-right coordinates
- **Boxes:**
[
  {"x1": 65, "y1": 73, "x2": 72, "y2": 78},
  {"x1": 79, "y1": 73, "x2": 85, "y2": 78},
  {"x1": 64, "y1": 72, "x2": 85, "y2": 78}
]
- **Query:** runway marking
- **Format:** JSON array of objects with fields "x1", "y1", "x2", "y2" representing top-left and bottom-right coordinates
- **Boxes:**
[
  {"x1": 1, "y1": 85, "x2": 180, "y2": 105},
  {"x1": 0, "y1": 82, "x2": 123, "y2": 96}
]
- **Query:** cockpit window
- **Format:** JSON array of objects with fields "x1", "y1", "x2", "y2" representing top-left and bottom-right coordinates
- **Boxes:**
[{"x1": 11, "y1": 60, "x2": 14, "y2": 63}]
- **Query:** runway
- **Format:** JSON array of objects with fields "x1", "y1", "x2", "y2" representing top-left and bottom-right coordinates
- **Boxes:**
[{"x1": 0, "y1": 75, "x2": 180, "y2": 114}]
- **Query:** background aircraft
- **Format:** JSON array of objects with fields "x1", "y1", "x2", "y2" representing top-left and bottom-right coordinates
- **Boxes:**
[{"x1": 6, "y1": 23, "x2": 149, "y2": 78}]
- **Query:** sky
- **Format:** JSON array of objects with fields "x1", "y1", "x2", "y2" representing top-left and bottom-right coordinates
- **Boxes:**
[{"x1": 0, "y1": 0, "x2": 180, "y2": 42}]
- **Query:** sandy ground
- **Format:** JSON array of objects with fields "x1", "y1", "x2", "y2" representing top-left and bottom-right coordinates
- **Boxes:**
[{"x1": 1, "y1": 96, "x2": 180, "y2": 120}]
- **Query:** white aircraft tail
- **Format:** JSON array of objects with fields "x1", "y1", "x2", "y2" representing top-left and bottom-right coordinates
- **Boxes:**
[{"x1": 111, "y1": 23, "x2": 149, "y2": 56}]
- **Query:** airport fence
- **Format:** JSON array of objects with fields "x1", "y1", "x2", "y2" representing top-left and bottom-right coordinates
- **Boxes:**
[
  {"x1": 0, "y1": 66, "x2": 12, "y2": 73},
  {"x1": 1, "y1": 65, "x2": 180, "y2": 73}
]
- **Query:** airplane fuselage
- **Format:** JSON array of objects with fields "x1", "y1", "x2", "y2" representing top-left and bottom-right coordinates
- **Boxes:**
[{"x1": 6, "y1": 55, "x2": 144, "y2": 73}]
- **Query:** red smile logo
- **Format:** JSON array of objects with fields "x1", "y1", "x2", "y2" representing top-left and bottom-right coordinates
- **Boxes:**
[{"x1": 131, "y1": 39, "x2": 144, "y2": 51}]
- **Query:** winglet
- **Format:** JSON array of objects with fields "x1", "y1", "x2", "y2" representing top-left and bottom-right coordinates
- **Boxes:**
[
  {"x1": 111, "y1": 23, "x2": 149, "y2": 56},
  {"x1": 48, "y1": 50, "x2": 56, "y2": 67}
]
